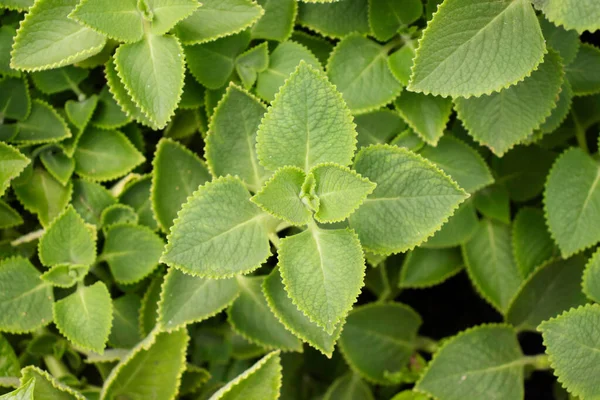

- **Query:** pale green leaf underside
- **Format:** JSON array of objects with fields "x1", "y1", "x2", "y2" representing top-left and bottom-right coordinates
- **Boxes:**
[{"x1": 408, "y1": 0, "x2": 546, "y2": 97}]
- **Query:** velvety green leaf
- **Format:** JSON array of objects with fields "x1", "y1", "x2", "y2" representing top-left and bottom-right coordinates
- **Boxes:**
[
  {"x1": 473, "y1": 184, "x2": 510, "y2": 224},
  {"x1": 462, "y1": 220, "x2": 522, "y2": 313},
  {"x1": 0, "y1": 257, "x2": 53, "y2": 333},
  {"x1": 0, "y1": 334, "x2": 19, "y2": 377},
  {"x1": 388, "y1": 46, "x2": 415, "y2": 87},
  {"x1": 349, "y1": 145, "x2": 468, "y2": 254},
  {"x1": 39, "y1": 205, "x2": 96, "y2": 267},
  {"x1": 74, "y1": 126, "x2": 144, "y2": 182},
  {"x1": 311, "y1": 164, "x2": 376, "y2": 223},
  {"x1": 10, "y1": 0, "x2": 106, "y2": 71},
  {"x1": 0, "y1": 142, "x2": 29, "y2": 196},
  {"x1": 0, "y1": 378, "x2": 34, "y2": 400},
  {"x1": 538, "y1": 16, "x2": 580, "y2": 65},
  {"x1": 252, "y1": 0, "x2": 296, "y2": 42},
  {"x1": 139, "y1": 274, "x2": 162, "y2": 337},
  {"x1": 394, "y1": 92, "x2": 451, "y2": 146},
  {"x1": 455, "y1": 51, "x2": 563, "y2": 156},
  {"x1": 423, "y1": 200, "x2": 478, "y2": 248},
  {"x1": 583, "y1": 248, "x2": 600, "y2": 303},
  {"x1": 40, "y1": 264, "x2": 89, "y2": 288},
  {"x1": 400, "y1": 247, "x2": 463, "y2": 289},
  {"x1": 101, "y1": 224, "x2": 164, "y2": 284},
  {"x1": 119, "y1": 175, "x2": 158, "y2": 230},
  {"x1": 162, "y1": 176, "x2": 271, "y2": 278},
  {"x1": 235, "y1": 43, "x2": 269, "y2": 90},
  {"x1": 327, "y1": 34, "x2": 402, "y2": 114},
  {"x1": 21, "y1": 366, "x2": 84, "y2": 400},
  {"x1": 512, "y1": 208, "x2": 557, "y2": 278},
  {"x1": 545, "y1": 147, "x2": 600, "y2": 257},
  {"x1": 565, "y1": 43, "x2": 600, "y2": 96},
  {"x1": 179, "y1": 73, "x2": 205, "y2": 109},
  {"x1": 2, "y1": 0, "x2": 33, "y2": 11},
  {"x1": 251, "y1": 166, "x2": 311, "y2": 226},
  {"x1": 13, "y1": 100, "x2": 70, "y2": 144},
  {"x1": 151, "y1": 138, "x2": 210, "y2": 232},
  {"x1": 354, "y1": 109, "x2": 406, "y2": 149},
  {"x1": 158, "y1": 268, "x2": 240, "y2": 331},
  {"x1": 257, "y1": 62, "x2": 356, "y2": 172},
  {"x1": 0, "y1": 27, "x2": 19, "y2": 77},
  {"x1": 229, "y1": 276, "x2": 303, "y2": 352},
  {"x1": 100, "y1": 204, "x2": 138, "y2": 228},
  {"x1": 416, "y1": 325, "x2": 523, "y2": 400},
  {"x1": 91, "y1": 87, "x2": 131, "y2": 130},
  {"x1": 297, "y1": 0, "x2": 369, "y2": 39},
  {"x1": 533, "y1": 0, "x2": 600, "y2": 34},
  {"x1": 0, "y1": 77, "x2": 30, "y2": 121},
  {"x1": 101, "y1": 329, "x2": 188, "y2": 400},
  {"x1": 205, "y1": 84, "x2": 268, "y2": 192},
  {"x1": 210, "y1": 351, "x2": 281, "y2": 400},
  {"x1": 54, "y1": 282, "x2": 112, "y2": 353},
  {"x1": 506, "y1": 257, "x2": 586, "y2": 331},
  {"x1": 539, "y1": 304, "x2": 600, "y2": 400},
  {"x1": 0, "y1": 200, "x2": 23, "y2": 229},
  {"x1": 108, "y1": 293, "x2": 142, "y2": 349},
  {"x1": 323, "y1": 373, "x2": 374, "y2": 400},
  {"x1": 409, "y1": 0, "x2": 545, "y2": 97},
  {"x1": 256, "y1": 41, "x2": 321, "y2": 102},
  {"x1": 13, "y1": 167, "x2": 72, "y2": 227},
  {"x1": 369, "y1": 0, "x2": 421, "y2": 41},
  {"x1": 39, "y1": 147, "x2": 74, "y2": 186},
  {"x1": 30, "y1": 66, "x2": 88, "y2": 95},
  {"x1": 339, "y1": 303, "x2": 421, "y2": 384},
  {"x1": 263, "y1": 267, "x2": 341, "y2": 357},
  {"x1": 420, "y1": 136, "x2": 493, "y2": 193},
  {"x1": 114, "y1": 34, "x2": 185, "y2": 129},
  {"x1": 185, "y1": 31, "x2": 250, "y2": 90},
  {"x1": 174, "y1": 0, "x2": 264, "y2": 45},
  {"x1": 539, "y1": 80, "x2": 573, "y2": 134},
  {"x1": 289, "y1": 31, "x2": 333, "y2": 66},
  {"x1": 71, "y1": 178, "x2": 116, "y2": 226},
  {"x1": 69, "y1": 0, "x2": 144, "y2": 43}
]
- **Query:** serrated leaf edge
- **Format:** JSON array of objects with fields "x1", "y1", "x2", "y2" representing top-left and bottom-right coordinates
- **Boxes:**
[
  {"x1": 398, "y1": 249, "x2": 464, "y2": 290},
  {"x1": 14, "y1": 99, "x2": 72, "y2": 145},
  {"x1": 21, "y1": 365, "x2": 85, "y2": 400},
  {"x1": 581, "y1": 246, "x2": 600, "y2": 303}
]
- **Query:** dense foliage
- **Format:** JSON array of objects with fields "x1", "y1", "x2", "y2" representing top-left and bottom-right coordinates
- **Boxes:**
[{"x1": 0, "y1": 0, "x2": 600, "y2": 399}]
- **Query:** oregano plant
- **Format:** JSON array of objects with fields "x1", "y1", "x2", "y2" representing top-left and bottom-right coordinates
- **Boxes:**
[{"x1": 0, "y1": 0, "x2": 599, "y2": 399}]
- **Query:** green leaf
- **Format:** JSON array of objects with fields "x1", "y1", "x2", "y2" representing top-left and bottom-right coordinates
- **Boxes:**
[
  {"x1": 354, "y1": 109, "x2": 406, "y2": 149},
  {"x1": 369, "y1": 0, "x2": 421, "y2": 41},
  {"x1": 179, "y1": 73, "x2": 205, "y2": 109},
  {"x1": 13, "y1": 167, "x2": 73, "y2": 227},
  {"x1": 139, "y1": 274, "x2": 162, "y2": 337},
  {"x1": 0, "y1": 0, "x2": 33, "y2": 12},
  {"x1": 0, "y1": 200, "x2": 23, "y2": 229},
  {"x1": 0, "y1": 77, "x2": 30, "y2": 120},
  {"x1": 400, "y1": 247, "x2": 463, "y2": 289},
  {"x1": 327, "y1": 34, "x2": 402, "y2": 114},
  {"x1": 256, "y1": 41, "x2": 321, "y2": 102},
  {"x1": 151, "y1": 138, "x2": 210, "y2": 232},
  {"x1": 173, "y1": 0, "x2": 264, "y2": 45},
  {"x1": 388, "y1": 46, "x2": 415, "y2": 87},
  {"x1": 118, "y1": 175, "x2": 158, "y2": 230},
  {"x1": 210, "y1": 351, "x2": 281, "y2": 400},
  {"x1": 408, "y1": 0, "x2": 546, "y2": 98},
  {"x1": 162, "y1": 176, "x2": 271, "y2": 278},
  {"x1": 251, "y1": 166, "x2": 311, "y2": 226},
  {"x1": 251, "y1": 0, "x2": 296, "y2": 42},
  {"x1": 565, "y1": 43, "x2": 600, "y2": 96},
  {"x1": 534, "y1": 0, "x2": 600, "y2": 34},
  {"x1": 349, "y1": 145, "x2": 468, "y2": 254},
  {"x1": 538, "y1": 16, "x2": 580, "y2": 65},
  {"x1": 21, "y1": 366, "x2": 85, "y2": 400},
  {"x1": 257, "y1": 62, "x2": 356, "y2": 172},
  {"x1": 158, "y1": 267, "x2": 240, "y2": 332},
  {"x1": 185, "y1": 30, "x2": 250, "y2": 90},
  {"x1": 0, "y1": 27, "x2": 19, "y2": 77},
  {"x1": 69, "y1": 0, "x2": 143, "y2": 43},
  {"x1": 205, "y1": 84, "x2": 269, "y2": 192},
  {"x1": 235, "y1": 42, "x2": 269, "y2": 90},
  {"x1": 114, "y1": 34, "x2": 185, "y2": 129},
  {"x1": 539, "y1": 304, "x2": 600, "y2": 400},
  {"x1": 229, "y1": 276, "x2": 303, "y2": 352},
  {"x1": 455, "y1": 51, "x2": 564, "y2": 156},
  {"x1": 420, "y1": 136, "x2": 493, "y2": 194},
  {"x1": 100, "y1": 204, "x2": 138, "y2": 228},
  {"x1": 71, "y1": 178, "x2": 116, "y2": 226},
  {"x1": 473, "y1": 184, "x2": 510, "y2": 224},
  {"x1": 101, "y1": 224, "x2": 164, "y2": 284},
  {"x1": 394, "y1": 92, "x2": 451, "y2": 146},
  {"x1": 323, "y1": 373, "x2": 374, "y2": 400},
  {"x1": 39, "y1": 147, "x2": 74, "y2": 186},
  {"x1": 39, "y1": 205, "x2": 96, "y2": 267},
  {"x1": 545, "y1": 147, "x2": 600, "y2": 257},
  {"x1": 339, "y1": 303, "x2": 421, "y2": 384},
  {"x1": 0, "y1": 378, "x2": 34, "y2": 400},
  {"x1": 73, "y1": 127, "x2": 144, "y2": 182},
  {"x1": 506, "y1": 257, "x2": 586, "y2": 331},
  {"x1": 13, "y1": 100, "x2": 70, "y2": 144},
  {"x1": 423, "y1": 200, "x2": 478, "y2": 248},
  {"x1": 101, "y1": 329, "x2": 188, "y2": 400},
  {"x1": 512, "y1": 208, "x2": 557, "y2": 278},
  {"x1": 0, "y1": 334, "x2": 20, "y2": 377},
  {"x1": 108, "y1": 293, "x2": 142, "y2": 348},
  {"x1": 297, "y1": 0, "x2": 369, "y2": 39},
  {"x1": 310, "y1": 163, "x2": 376, "y2": 223},
  {"x1": 582, "y1": 248, "x2": 600, "y2": 303},
  {"x1": 91, "y1": 87, "x2": 131, "y2": 130},
  {"x1": 539, "y1": 80, "x2": 573, "y2": 134},
  {"x1": 289, "y1": 30, "x2": 333, "y2": 66},
  {"x1": 0, "y1": 142, "x2": 29, "y2": 197},
  {"x1": 462, "y1": 219, "x2": 522, "y2": 313},
  {"x1": 416, "y1": 325, "x2": 524, "y2": 400},
  {"x1": 40, "y1": 264, "x2": 89, "y2": 288},
  {"x1": 263, "y1": 267, "x2": 342, "y2": 357},
  {"x1": 0, "y1": 257, "x2": 53, "y2": 333},
  {"x1": 279, "y1": 226, "x2": 365, "y2": 334},
  {"x1": 30, "y1": 66, "x2": 88, "y2": 95},
  {"x1": 53, "y1": 282, "x2": 112, "y2": 353},
  {"x1": 10, "y1": 0, "x2": 106, "y2": 71}
]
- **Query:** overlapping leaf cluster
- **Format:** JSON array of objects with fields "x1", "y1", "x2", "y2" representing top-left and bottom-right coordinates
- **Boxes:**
[{"x1": 0, "y1": 0, "x2": 600, "y2": 399}]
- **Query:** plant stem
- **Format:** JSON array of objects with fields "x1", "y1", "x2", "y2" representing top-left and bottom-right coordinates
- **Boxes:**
[
  {"x1": 572, "y1": 111, "x2": 589, "y2": 154},
  {"x1": 268, "y1": 232, "x2": 280, "y2": 249},
  {"x1": 43, "y1": 355, "x2": 71, "y2": 379},
  {"x1": 522, "y1": 354, "x2": 551, "y2": 370},
  {"x1": 415, "y1": 336, "x2": 439, "y2": 353},
  {"x1": 11, "y1": 229, "x2": 45, "y2": 246},
  {"x1": 382, "y1": 36, "x2": 404, "y2": 54}
]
